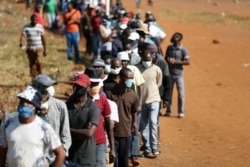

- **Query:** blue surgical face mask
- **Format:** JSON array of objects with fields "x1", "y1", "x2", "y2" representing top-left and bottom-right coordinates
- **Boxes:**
[
  {"x1": 105, "y1": 64, "x2": 111, "y2": 73},
  {"x1": 124, "y1": 79, "x2": 133, "y2": 88},
  {"x1": 142, "y1": 61, "x2": 152, "y2": 68},
  {"x1": 18, "y1": 105, "x2": 34, "y2": 118}
]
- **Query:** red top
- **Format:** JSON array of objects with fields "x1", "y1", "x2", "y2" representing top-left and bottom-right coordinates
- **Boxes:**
[
  {"x1": 33, "y1": 12, "x2": 44, "y2": 26},
  {"x1": 93, "y1": 94, "x2": 111, "y2": 144},
  {"x1": 91, "y1": 15, "x2": 101, "y2": 33}
]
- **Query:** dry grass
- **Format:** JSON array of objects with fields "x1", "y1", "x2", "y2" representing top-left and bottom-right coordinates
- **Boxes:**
[{"x1": 0, "y1": 1, "x2": 88, "y2": 111}]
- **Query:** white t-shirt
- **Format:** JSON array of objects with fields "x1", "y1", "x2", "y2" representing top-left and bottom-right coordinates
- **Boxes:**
[{"x1": 0, "y1": 116, "x2": 61, "y2": 167}]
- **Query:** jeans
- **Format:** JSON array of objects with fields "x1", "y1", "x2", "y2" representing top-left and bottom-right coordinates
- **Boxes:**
[
  {"x1": 136, "y1": 0, "x2": 141, "y2": 8},
  {"x1": 91, "y1": 33, "x2": 100, "y2": 57},
  {"x1": 96, "y1": 144, "x2": 107, "y2": 167},
  {"x1": 140, "y1": 102, "x2": 160, "y2": 153},
  {"x1": 46, "y1": 13, "x2": 56, "y2": 29},
  {"x1": 167, "y1": 75, "x2": 185, "y2": 114},
  {"x1": 130, "y1": 113, "x2": 141, "y2": 157},
  {"x1": 114, "y1": 136, "x2": 132, "y2": 167},
  {"x1": 25, "y1": 0, "x2": 32, "y2": 10},
  {"x1": 66, "y1": 32, "x2": 80, "y2": 62},
  {"x1": 63, "y1": 160, "x2": 91, "y2": 167}
]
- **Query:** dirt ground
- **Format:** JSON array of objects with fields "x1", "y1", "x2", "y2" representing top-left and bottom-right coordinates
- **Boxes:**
[
  {"x1": 1, "y1": 0, "x2": 250, "y2": 166},
  {"x1": 128, "y1": 0, "x2": 250, "y2": 167}
]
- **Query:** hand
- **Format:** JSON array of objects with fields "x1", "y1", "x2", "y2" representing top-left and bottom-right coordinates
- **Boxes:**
[
  {"x1": 109, "y1": 149, "x2": 116, "y2": 164},
  {"x1": 137, "y1": 105, "x2": 142, "y2": 114},
  {"x1": 168, "y1": 57, "x2": 175, "y2": 64},
  {"x1": 162, "y1": 100, "x2": 169, "y2": 108},
  {"x1": 131, "y1": 122, "x2": 138, "y2": 135},
  {"x1": 68, "y1": 16, "x2": 72, "y2": 21},
  {"x1": 43, "y1": 51, "x2": 47, "y2": 57},
  {"x1": 19, "y1": 44, "x2": 26, "y2": 50},
  {"x1": 0, "y1": 110, "x2": 4, "y2": 122},
  {"x1": 86, "y1": 122, "x2": 92, "y2": 129}
]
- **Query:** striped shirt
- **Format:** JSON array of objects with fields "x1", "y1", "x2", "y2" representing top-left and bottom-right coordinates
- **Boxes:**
[{"x1": 22, "y1": 23, "x2": 44, "y2": 50}]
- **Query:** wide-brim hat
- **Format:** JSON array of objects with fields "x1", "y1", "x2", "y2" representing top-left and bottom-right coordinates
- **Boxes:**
[
  {"x1": 84, "y1": 67, "x2": 102, "y2": 82},
  {"x1": 136, "y1": 23, "x2": 149, "y2": 35}
]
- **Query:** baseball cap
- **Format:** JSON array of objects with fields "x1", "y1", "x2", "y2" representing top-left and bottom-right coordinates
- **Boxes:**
[
  {"x1": 73, "y1": 73, "x2": 91, "y2": 87},
  {"x1": 33, "y1": 74, "x2": 57, "y2": 87},
  {"x1": 17, "y1": 86, "x2": 42, "y2": 109}
]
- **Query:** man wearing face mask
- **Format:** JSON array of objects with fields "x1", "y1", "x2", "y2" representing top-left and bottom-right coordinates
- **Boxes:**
[
  {"x1": 66, "y1": 74, "x2": 100, "y2": 166},
  {"x1": 32, "y1": 74, "x2": 72, "y2": 166},
  {"x1": 99, "y1": 18, "x2": 113, "y2": 59},
  {"x1": 106, "y1": 67, "x2": 139, "y2": 167},
  {"x1": 122, "y1": 38, "x2": 141, "y2": 66},
  {"x1": 84, "y1": 67, "x2": 116, "y2": 167},
  {"x1": 0, "y1": 86, "x2": 65, "y2": 167},
  {"x1": 137, "y1": 50, "x2": 162, "y2": 158},
  {"x1": 92, "y1": 58, "x2": 107, "y2": 81},
  {"x1": 117, "y1": 51, "x2": 144, "y2": 165},
  {"x1": 103, "y1": 58, "x2": 123, "y2": 93}
]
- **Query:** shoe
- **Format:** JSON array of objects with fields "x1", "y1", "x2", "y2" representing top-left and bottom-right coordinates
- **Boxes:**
[
  {"x1": 141, "y1": 151, "x2": 157, "y2": 158},
  {"x1": 152, "y1": 149, "x2": 160, "y2": 155},
  {"x1": 131, "y1": 157, "x2": 140, "y2": 166},
  {"x1": 140, "y1": 145, "x2": 145, "y2": 151},
  {"x1": 165, "y1": 112, "x2": 171, "y2": 117},
  {"x1": 178, "y1": 113, "x2": 184, "y2": 118}
]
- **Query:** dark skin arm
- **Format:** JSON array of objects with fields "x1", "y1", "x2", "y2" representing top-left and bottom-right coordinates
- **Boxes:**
[
  {"x1": 51, "y1": 145, "x2": 65, "y2": 167},
  {"x1": 98, "y1": 27, "x2": 114, "y2": 43},
  {"x1": 0, "y1": 147, "x2": 7, "y2": 167},
  {"x1": 70, "y1": 125, "x2": 97, "y2": 141},
  {"x1": 131, "y1": 112, "x2": 138, "y2": 135},
  {"x1": 19, "y1": 33, "x2": 25, "y2": 47},
  {"x1": 0, "y1": 111, "x2": 4, "y2": 123},
  {"x1": 167, "y1": 57, "x2": 190, "y2": 65},
  {"x1": 136, "y1": 85, "x2": 143, "y2": 113},
  {"x1": 41, "y1": 34, "x2": 47, "y2": 56},
  {"x1": 104, "y1": 117, "x2": 116, "y2": 163}
]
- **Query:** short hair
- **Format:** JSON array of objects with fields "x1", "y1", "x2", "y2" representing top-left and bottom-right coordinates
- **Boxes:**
[
  {"x1": 122, "y1": 38, "x2": 132, "y2": 47},
  {"x1": 31, "y1": 14, "x2": 37, "y2": 20},
  {"x1": 170, "y1": 32, "x2": 183, "y2": 43},
  {"x1": 119, "y1": 67, "x2": 132, "y2": 79}
]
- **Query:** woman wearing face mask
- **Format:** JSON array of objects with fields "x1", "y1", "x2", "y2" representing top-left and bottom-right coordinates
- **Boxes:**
[{"x1": 137, "y1": 50, "x2": 163, "y2": 158}]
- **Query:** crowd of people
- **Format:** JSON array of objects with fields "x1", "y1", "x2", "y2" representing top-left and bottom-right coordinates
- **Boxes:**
[{"x1": 0, "y1": 0, "x2": 190, "y2": 167}]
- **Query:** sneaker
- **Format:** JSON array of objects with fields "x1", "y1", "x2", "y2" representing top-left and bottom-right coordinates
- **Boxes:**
[
  {"x1": 131, "y1": 157, "x2": 140, "y2": 166},
  {"x1": 178, "y1": 113, "x2": 185, "y2": 118},
  {"x1": 141, "y1": 151, "x2": 157, "y2": 158},
  {"x1": 152, "y1": 149, "x2": 160, "y2": 155}
]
